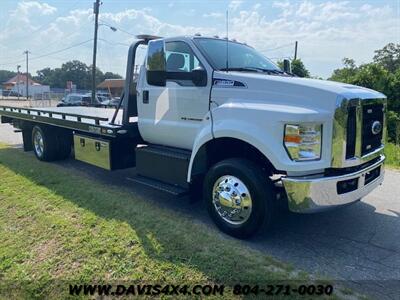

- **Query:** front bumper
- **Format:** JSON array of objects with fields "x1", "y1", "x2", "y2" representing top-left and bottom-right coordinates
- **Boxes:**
[{"x1": 282, "y1": 155, "x2": 385, "y2": 213}]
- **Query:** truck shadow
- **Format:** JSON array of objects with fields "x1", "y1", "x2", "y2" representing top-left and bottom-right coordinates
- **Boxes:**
[{"x1": 1, "y1": 147, "x2": 399, "y2": 297}]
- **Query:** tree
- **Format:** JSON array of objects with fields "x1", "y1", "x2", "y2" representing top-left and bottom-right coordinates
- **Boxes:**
[
  {"x1": 0, "y1": 70, "x2": 17, "y2": 84},
  {"x1": 32, "y1": 60, "x2": 122, "y2": 90},
  {"x1": 329, "y1": 43, "x2": 400, "y2": 142},
  {"x1": 277, "y1": 58, "x2": 310, "y2": 77},
  {"x1": 373, "y1": 43, "x2": 400, "y2": 73},
  {"x1": 103, "y1": 72, "x2": 122, "y2": 80},
  {"x1": 330, "y1": 58, "x2": 358, "y2": 83},
  {"x1": 60, "y1": 60, "x2": 91, "y2": 90},
  {"x1": 291, "y1": 59, "x2": 310, "y2": 77}
]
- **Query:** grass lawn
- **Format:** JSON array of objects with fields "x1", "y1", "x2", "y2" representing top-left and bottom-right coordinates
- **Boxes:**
[
  {"x1": 385, "y1": 143, "x2": 400, "y2": 169},
  {"x1": 0, "y1": 143, "x2": 356, "y2": 299}
]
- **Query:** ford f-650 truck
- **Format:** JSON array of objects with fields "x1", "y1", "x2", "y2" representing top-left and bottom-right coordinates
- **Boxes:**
[{"x1": 0, "y1": 35, "x2": 386, "y2": 238}]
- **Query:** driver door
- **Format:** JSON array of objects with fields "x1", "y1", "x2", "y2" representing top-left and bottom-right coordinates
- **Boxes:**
[{"x1": 138, "y1": 40, "x2": 211, "y2": 150}]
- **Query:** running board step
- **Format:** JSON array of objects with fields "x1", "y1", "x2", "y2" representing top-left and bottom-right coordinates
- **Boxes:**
[
  {"x1": 136, "y1": 144, "x2": 191, "y2": 188},
  {"x1": 127, "y1": 175, "x2": 188, "y2": 197}
]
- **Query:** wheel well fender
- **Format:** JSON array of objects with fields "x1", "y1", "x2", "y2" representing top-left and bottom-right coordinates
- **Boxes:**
[{"x1": 187, "y1": 136, "x2": 277, "y2": 182}]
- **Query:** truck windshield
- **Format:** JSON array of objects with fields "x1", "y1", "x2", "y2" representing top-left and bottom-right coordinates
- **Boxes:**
[{"x1": 195, "y1": 38, "x2": 280, "y2": 72}]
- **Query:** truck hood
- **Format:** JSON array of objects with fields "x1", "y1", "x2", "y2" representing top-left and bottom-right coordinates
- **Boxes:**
[{"x1": 212, "y1": 71, "x2": 386, "y2": 112}]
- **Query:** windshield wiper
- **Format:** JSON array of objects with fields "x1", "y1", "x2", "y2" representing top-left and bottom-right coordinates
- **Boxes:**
[
  {"x1": 219, "y1": 67, "x2": 263, "y2": 73},
  {"x1": 219, "y1": 67, "x2": 296, "y2": 77},
  {"x1": 256, "y1": 68, "x2": 296, "y2": 76}
]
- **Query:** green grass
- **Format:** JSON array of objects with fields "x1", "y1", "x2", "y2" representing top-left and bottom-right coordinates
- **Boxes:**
[
  {"x1": 385, "y1": 143, "x2": 400, "y2": 169},
  {"x1": 0, "y1": 144, "x2": 357, "y2": 299}
]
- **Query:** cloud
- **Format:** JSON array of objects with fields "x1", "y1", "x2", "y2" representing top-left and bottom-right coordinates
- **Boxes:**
[
  {"x1": 297, "y1": 1, "x2": 315, "y2": 17},
  {"x1": 229, "y1": 1, "x2": 243, "y2": 11},
  {"x1": 16, "y1": 1, "x2": 57, "y2": 16},
  {"x1": 0, "y1": 0, "x2": 397, "y2": 79},
  {"x1": 228, "y1": 0, "x2": 398, "y2": 77},
  {"x1": 203, "y1": 12, "x2": 224, "y2": 19}
]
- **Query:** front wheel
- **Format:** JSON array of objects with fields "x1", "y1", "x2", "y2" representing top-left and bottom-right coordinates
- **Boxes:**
[{"x1": 203, "y1": 158, "x2": 275, "y2": 239}]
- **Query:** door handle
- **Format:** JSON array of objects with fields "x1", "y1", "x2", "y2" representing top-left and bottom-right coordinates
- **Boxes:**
[{"x1": 143, "y1": 90, "x2": 149, "y2": 104}]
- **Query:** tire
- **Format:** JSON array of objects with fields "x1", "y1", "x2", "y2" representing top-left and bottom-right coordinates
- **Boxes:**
[
  {"x1": 32, "y1": 126, "x2": 71, "y2": 161},
  {"x1": 203, "y1": 158, "x2": 275, "y2": 239},
  {"x1": 189, "y1": 175, "x2": 204, "y2": 203},
  {"x1": 56, "y1": 129, "x2": 72, "y2": 160}
]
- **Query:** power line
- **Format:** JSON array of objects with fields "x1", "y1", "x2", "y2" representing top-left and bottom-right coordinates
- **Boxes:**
[
  {"x1": 29, "y1": 39, "x2": 94, "y2": 62},
  {"x1": 0, "y1": 19, "x2": 93, "y2": 66},
  {"x1": 0, "y1": 57, "x2": 26, "y2": 67},
  {"x1": 98, "y1": 38, "x2": 130, "y2": 47},
  {"x1": 259, "y1": 42, "x2": 294, "y2": 53},
  {"x1": 30, "y1": 18, "x2": 94, "y2": 55},
  {"x1": 98, "y1": 19, "x2": 136, "y2": 37},
  {"x1": 0, "y1": 39, "x2": 93, "y2": 68}
]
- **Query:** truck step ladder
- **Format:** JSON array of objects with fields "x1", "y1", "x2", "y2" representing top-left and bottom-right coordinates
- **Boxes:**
[
  {"x1": 127, "y1": 175, "x2": 188, "y2": 196},
  {"x1": 135, "y1": 144, "x2": 192, "y2": 189}
]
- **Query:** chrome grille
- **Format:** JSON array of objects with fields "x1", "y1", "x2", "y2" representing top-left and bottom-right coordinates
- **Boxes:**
[
  {"x1": 332, "y1": 97, "x2": 386, "y2": 168},
  {"x1": 361, "y1": 103, "x2": 384, "y2": 156},
  {"x1": 345, "y1": 106, "x2": 357, "y2": 159}
]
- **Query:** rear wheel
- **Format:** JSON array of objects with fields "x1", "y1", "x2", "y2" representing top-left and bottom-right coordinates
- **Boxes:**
[
  {"x1": 204, "y1": 158, "x2": 275, "y2": 238},
  {"x1": 32, "y1": 125, "x2": 71, "y2": 161}
]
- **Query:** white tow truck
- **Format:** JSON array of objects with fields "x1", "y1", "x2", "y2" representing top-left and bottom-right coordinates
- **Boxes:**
[{"x1": 0, "y1": 35, "x2": 387, "y2": 238}]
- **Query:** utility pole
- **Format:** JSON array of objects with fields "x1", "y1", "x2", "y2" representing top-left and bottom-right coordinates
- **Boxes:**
[
  {"x1": 91, "y1": 0, "x2": 101, "y2": 105},
  {"x1": 294, "y1": 41, "x2": 298, "y2": 60},
  {"x1": 23, "y1": 50, "x2": 30, "y2": 100},
  {"x1": 17, "y1": 65, "x2": 21, "y2": 100}
]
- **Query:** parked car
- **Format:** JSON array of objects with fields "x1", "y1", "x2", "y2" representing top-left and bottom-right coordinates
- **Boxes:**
[
  {"x1": 57, "y1": 94, "x2": 103, "y2": 107},
  {"x1": 102, "y1": 97, "x2": 121, "y2": 108},
  {"x1": 2, "y1": 90, "x2": 22, "y2": 97},
  {"x1": 97, "y1": 91, "x2": 111, "y2": 100},
  {"x1": 97, "y1": 95, "x2": 109, "y2": 103}
]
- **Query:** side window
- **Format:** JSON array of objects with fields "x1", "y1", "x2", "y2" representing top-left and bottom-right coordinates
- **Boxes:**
[{"x1": 165, "y1": 41, "x2": 201, "y2": 73}]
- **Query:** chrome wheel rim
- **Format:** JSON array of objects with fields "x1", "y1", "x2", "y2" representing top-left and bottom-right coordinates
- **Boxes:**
[
  {"x1": 33, "y1": 131, "x2": 44, "y2": 157},
  {"x1": 212, "y1": 175, "x2": 252, "y2": 225}
]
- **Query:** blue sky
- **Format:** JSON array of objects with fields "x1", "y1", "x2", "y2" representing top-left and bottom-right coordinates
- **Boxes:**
[{"x1": 0, "y1": 0, "x2": 399, "y2": 79}]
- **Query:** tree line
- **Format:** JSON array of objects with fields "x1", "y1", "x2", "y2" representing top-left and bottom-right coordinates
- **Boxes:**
[
  {"x1": 0, "y1": 60, "x2": 122, "y2": 90},
  {"x1": 329, "y1": 43, "x2": 400, "y2": 143}
]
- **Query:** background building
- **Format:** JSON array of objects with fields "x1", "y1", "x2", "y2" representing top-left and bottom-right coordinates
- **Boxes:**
[
  {"x1": 97, "y1": 79, "x2": 124, "y2": 98},
  {"x1": 2, "y1": 73, "x2": 50, "y2": 98}
]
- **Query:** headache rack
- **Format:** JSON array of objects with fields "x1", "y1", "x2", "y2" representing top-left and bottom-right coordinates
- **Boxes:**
[{"x1": 0, "y1": 105, "x2": 122, "y2": 138}]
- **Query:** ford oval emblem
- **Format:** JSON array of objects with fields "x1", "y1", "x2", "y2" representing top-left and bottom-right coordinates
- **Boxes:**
[{"x1": 371, "y1": 121, "x2": 382, "y2": 135}]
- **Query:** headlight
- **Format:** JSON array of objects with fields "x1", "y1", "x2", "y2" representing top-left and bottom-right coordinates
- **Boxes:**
[{"x1": 284, "y1": 123, "x2": 322, "y2": 161}]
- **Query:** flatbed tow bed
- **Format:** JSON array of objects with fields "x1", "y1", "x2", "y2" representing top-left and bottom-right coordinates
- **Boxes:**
[
  {"x1": 0, "y1": 101, "x2": 142, "y2": 171},
  {"x1": 0, "y1": 35, "x2": 153, "y2": 178},
  {"x1": 0, "y1": 105, "x2": 135, "y2": 138}
]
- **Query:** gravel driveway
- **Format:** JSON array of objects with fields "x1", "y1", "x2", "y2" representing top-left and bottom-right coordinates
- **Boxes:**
[{"x1": 0, "y1": 123, "x2": 399, "y2": 299}]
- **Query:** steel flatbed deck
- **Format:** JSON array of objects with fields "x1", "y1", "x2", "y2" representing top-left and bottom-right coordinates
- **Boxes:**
[{"x1": 0, "y1": 106, "x2": 138, "y2": 138}]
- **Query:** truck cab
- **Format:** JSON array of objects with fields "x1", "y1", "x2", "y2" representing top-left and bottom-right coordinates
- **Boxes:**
[
  {"x1": 130, "y1": 35, "x2": 386, "y2": 237},
  {"x1": 1, "y1": 34, "x2": 387, "y2": 238}
]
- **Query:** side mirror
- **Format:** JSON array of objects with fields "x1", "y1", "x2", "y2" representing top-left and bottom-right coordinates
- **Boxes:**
[
  {"x1": 191, "y1": 68, "x2": 207, "y2": 87},
  {"x1": 147, "y1": 70, "x2": 166, "y2": 86},
  {"x1": 283, "y1": 59, "x2": 292, "y2": 73},
  {"x1": 146, "y1": 39, "x2": 166, "y2": 86}
]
